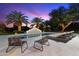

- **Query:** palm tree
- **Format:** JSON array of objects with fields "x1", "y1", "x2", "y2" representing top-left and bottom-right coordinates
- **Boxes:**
[
  {"x1": 6, "y1": 10, "x2": 28, "y2": 32},
  {"x1": 32, "y1": 17, "x2": 43, "y2": 28}
]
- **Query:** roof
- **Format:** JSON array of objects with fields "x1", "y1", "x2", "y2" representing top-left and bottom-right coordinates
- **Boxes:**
[
  {"x1": 22, "y1": 22, "x2": 26, "y2": 26},
  {"x1": 5, "y1": 22, "x2": 26, "y2": 28},
  {"x1": 5, "y1": 23, "x2": 14, "y2": 28}
]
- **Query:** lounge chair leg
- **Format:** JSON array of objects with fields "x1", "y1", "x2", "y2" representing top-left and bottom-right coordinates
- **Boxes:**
[
  {"x1": 47, "y1": 41, "x2": 49, "y2": 46},
  {"x1": 21, "y1": 42, "x2": 28, "y2": 53},
  {"x1": 33, "y1": 41, "x2": 36, "y2": 48},
  {"x1": 21, "y1": 46, "x2": 23, "y2": 53},
  {"x1": 41, "y1": 45, "x2": 43, "y2": 51},
  {"x1": 6, "y1": 46, "x2": 9, "y2": 53},
  {"x1": 33, "y1": 42, "x2": 43, "y2": 51},
  {"x1": 6, "y1": 46, "x2": 15, "y2": 53},
  {"x1": 26, "y1": 42, "x2": 28, "y2": 49},
  {"x1": 23, "y1": 42, "x2": 28, "y2": 53}
]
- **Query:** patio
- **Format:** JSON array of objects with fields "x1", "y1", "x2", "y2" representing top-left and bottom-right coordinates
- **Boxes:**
[{"x1": 0, "y1": 32, "x2": 79, "y2": 56}]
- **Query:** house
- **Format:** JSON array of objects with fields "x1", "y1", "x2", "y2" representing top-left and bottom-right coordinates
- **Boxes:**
[{"x1": 5, "y1": 22, "x2": 29, "y2": 32}]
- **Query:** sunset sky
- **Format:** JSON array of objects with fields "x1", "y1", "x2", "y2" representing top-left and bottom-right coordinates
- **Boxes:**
[{"x1": 0, "y1": 3, "x2": 70, "y2": 22}]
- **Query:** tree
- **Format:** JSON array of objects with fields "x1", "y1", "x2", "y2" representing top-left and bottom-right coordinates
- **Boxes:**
[
  {"x1": 49, "y1": 6, "x2": 66, "y2": 31},
  {"x1": 32, "y1": 17, "x2": 43, "y2": 23},
  {"x1": 49, "y1": 6, "x2": 79, "y2": 32},
  {"x1": 6, "y1": 10, "x2": 28, "y2": 32},
  {"x1": 32, "y1": 17, "x2": 43, "y2": 28},
  {"x1": 59, "y1": 6, "x2": 79, "y2": 32}
]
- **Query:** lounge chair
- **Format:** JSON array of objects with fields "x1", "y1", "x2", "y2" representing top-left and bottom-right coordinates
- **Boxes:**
[
  {"x1": 45, "y1": 31, "x2": 76, "y2": 43},
  {"x1": 33, "y1": 37, "x2": 49, "y2": 51},
  {"x1": 6, "y1": 37, "x2": 28, "y2": 53}
]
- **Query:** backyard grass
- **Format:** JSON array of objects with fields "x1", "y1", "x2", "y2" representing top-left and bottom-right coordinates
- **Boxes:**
[
  {"x1": 0, "y1": 31, "x2": 25, "y2": 35},
  {"x1": 0, "y1": 31, "x2": 14, "y2": 35}
]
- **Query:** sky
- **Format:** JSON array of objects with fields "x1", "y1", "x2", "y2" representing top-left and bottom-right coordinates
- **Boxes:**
[{"x1": 0, "y1": 3, "x2": 70, "y2": 22}]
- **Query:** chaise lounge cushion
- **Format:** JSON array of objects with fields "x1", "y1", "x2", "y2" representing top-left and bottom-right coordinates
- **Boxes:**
[{"x1": 45, "y1": 32, "x2": 76, "y2": 43}]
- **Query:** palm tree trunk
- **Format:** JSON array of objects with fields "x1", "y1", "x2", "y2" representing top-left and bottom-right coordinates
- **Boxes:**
[
  {"x1": 18, "y1": 25, "x2": 21, "y2": 32},
  {"x1": 36, "y1": 23, "x2": 40, "y2": 29},
  {"x1": 18, "y1": 19, "x2": 22, "y2": 32}
]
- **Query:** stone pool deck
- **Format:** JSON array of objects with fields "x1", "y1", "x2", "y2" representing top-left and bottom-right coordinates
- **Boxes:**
[{"x1": 0, "y1": 32, "x2": 79, "y2": 56}]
